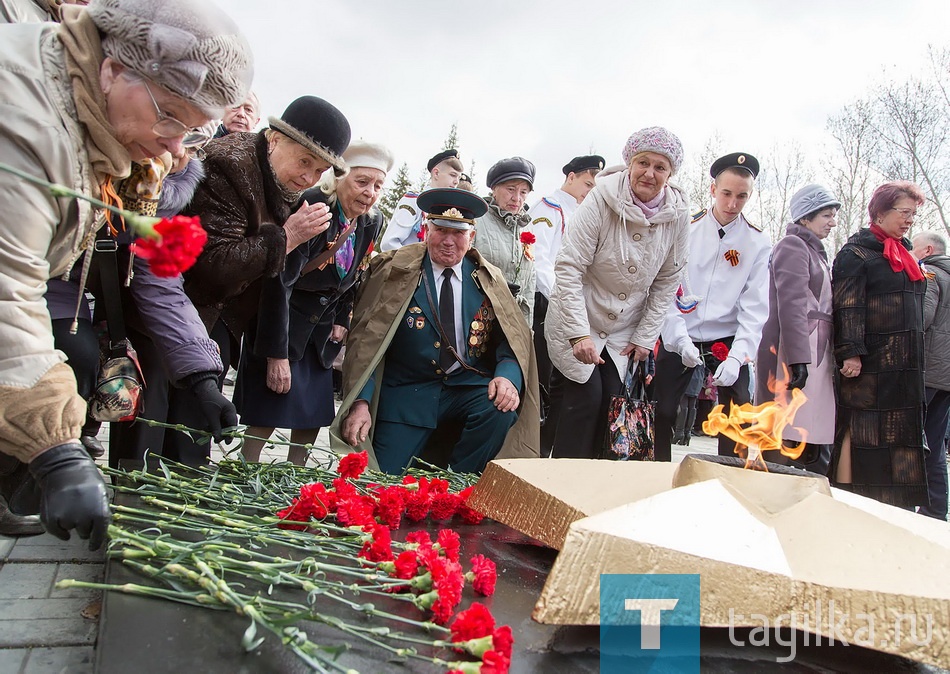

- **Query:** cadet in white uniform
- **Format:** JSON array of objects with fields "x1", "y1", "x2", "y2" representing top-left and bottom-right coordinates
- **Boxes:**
[
  {"x1": 379, "y1": 149, "x2": 463, "y2": 251},
  {"x1": 654, "y1": 152, "x2": 771, "y2": 460},
  {"x1": 527, "y1": 154, "x2": 603, "y2": 450}
]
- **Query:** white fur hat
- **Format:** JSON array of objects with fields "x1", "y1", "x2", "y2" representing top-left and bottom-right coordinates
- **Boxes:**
[{"x1": 343, "y1": 140, "x2": 394, "y2": 175}]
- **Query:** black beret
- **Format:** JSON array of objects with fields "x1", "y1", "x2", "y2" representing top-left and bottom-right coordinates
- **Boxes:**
[
  {"x1": 710, "y1": 152, "x2": 760, "y2": 179},
  {"x1": 417, "y1": 188, "x2": 488, "y2": 231},
  {"x1": 486, "y1": 156, "x2": 536, "y2": 190},
  {"x1": 427, "y1": 149, "x2": 460, "y2": 172},
  {"x1": 562, "y1": 154, "x2": 606, "y2": 176}
]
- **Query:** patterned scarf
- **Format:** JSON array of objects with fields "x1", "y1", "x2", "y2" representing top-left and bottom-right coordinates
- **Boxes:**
[
  {"x1": 869, "y1": 224, "x2": 924, "y2": 281},
  {"x1": 58, "y1": 6, "x2": 131, "y2": 191},
  {"x1": 334, "y1": 207, "x2": 356, "y2": 278},
  {"x1": 485, "y1": 196, "x2": 531, "y2": 230}
]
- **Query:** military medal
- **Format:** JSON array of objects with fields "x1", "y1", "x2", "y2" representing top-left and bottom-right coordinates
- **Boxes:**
[
  {"x1": 468, "y1": 301, "x2": 496, "y2": 358},
  {"x1": 724, "y1": 249, "x2": 740, "y2": 267},
  {"x1": 415, "y1": 317, "x2": 426, "y2": 330}
]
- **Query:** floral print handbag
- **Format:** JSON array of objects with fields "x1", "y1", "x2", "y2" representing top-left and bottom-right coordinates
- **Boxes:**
[{"x1": 605, "y1": 360, "x2": 655, "y2": 461}]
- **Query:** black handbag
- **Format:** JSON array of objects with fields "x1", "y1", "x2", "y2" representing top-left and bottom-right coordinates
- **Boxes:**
[{"x1": 604, "y1": 360, "x2": 655, "y2": 461}]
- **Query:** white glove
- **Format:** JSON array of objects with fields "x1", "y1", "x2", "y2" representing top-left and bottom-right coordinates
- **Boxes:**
[
  {"x1": 712, "y1": 357, "x2": 741, "y2": 387},
  {"x1": 678, "y1": 340, "x2": 702, "y2": 369}
]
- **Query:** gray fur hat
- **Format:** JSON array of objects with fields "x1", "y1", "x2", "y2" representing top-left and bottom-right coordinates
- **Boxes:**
[
  {"x1": 790, "y1": 184, "x2": 841, "y2": 223},
  {"x1": 87, "y1": 0, "x2": 254, "y2": 116}
]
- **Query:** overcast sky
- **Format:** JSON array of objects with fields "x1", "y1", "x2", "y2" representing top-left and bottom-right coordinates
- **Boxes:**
[{"x1": 226, "y1": 0, "x2": 950, "y2": 200}]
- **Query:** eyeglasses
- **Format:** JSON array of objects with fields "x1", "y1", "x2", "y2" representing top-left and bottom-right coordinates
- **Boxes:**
[
  {"x1": 891, "y1": 207, "x2": 918, "y2": 221},
  {"x1": 142, "y1": 80, "x2": 200, "y2": 138}
]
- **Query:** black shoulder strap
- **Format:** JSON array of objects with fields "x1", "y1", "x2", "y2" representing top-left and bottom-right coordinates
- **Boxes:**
[{"x1": 94, "y1": 229, "x2": 127, "y2": 354}]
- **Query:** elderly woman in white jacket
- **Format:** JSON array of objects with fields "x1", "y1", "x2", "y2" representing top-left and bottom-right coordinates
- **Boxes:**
[{"x1": 545, "y1": 127, "x2": 690, "y2": 458}]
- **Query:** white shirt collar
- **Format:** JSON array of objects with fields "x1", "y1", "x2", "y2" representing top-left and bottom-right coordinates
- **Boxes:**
[{"x1": 431, "y1": 259, "x2": 464, "y2": 280}]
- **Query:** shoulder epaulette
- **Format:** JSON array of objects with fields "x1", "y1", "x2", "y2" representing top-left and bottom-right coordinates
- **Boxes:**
[
  {"x1": 745, "y1": 215, "x2": 762, "y2": 232},
  {"x1": 540, "y1": 197, "x2": 567, "y2": 233},
  {"x1": 691, "y1": 208, "x2": 707, "y2": 224}
]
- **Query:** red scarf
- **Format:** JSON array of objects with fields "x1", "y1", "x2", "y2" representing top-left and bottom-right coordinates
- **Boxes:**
[{"x1": 869, "y1": 224, "x2": 925, "y2": 281}]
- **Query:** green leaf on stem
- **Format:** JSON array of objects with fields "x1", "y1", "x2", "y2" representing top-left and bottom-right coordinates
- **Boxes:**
[{"x1": 241, "y1": 619, "x2": 265, "y2": 652}]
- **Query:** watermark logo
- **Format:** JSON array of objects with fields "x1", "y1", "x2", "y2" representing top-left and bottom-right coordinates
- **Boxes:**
[
  {"x1": 600, "y1": 574, "x2": 700, "y2": 673},
  {"x1": 728, "y1": 601, "x2": 933, "y2": 663}
]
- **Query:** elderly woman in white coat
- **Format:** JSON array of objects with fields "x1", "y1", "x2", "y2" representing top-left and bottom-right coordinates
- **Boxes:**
[
  {"x1": 755, "y1": 185, "x2": 840, "y2": 474},
  {"x1": 545, "y1": 127, "x2": 690, "y2": 458}
]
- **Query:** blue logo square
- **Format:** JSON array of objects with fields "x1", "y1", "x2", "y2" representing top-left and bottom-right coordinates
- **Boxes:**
[{"x1": 600, "y1": 573, "x2": 700, "y2": 673}]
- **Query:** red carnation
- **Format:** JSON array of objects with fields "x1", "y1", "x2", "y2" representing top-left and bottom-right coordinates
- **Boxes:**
[
  {"x1": 450, "y1": 602, "x2": 496, "y2": 643},
  {"x1": 426, "y1": 477, "x2": 451, "y2": 494},
  {"x1": 275, "y1": 501, "x2": 309, "y2": 531},
  {"x1": 358, "y1": 522, "x2": 394, "y2": 562},
  {"x1": 130, "y1": 215, "x2": 207, "y2": 278},
  {"x1": 711, "y1": 341, "x2": 730, "y2": 362},
  {"x1": 405, "y1": 530, "x2": 433, "y2": 549},
  {"x1": 405, "y1": 491, "x2": 432, "y2": 522},
  {"x1": 430, "y1": 492, "x2": 462, "y2": 521},
  {"x1": 297, "y1": 483, "x2": 330, "y2": 520},
  {"x1": 374, "y1": 486, "x2": 407, "y2": 530},
  {"x1": 335, "y1": 494, "x2": 376, "y2": 527},
  {"x1": 481, "y1": 648, "x2": 511, "y2": 674},
  {"x1": 437, "y1": 528, "x2": 461, "y2": 562},
  {"x1": 430, "y1": 558, "x2": 464, "y2": 624},
  {"x1": 338, "y1": 451, "x2": 369, "y2": 480},
  {"x1": 519, "y1": 231, "x2": 536, "y2": 245},
  {"x1": 468, "y1": 554, "x2": 497, "y2": 596},
  {"x1": 457, "y1": 486, "x2": 485, "y2": 524},
  {"x1": 393, "y1": 550, "x2": 421, "y2": 579},
  {"x1": 491, "y1": 625, "x2": 514, "y2": 660}
]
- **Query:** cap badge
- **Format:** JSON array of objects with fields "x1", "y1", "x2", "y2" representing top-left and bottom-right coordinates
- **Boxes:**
[
  {"x1": 737, "y1": 155, "x2": 746, "y2": 164},
  {"x1": 442, "y1": 208, "x2": 464, "y2": 220}
]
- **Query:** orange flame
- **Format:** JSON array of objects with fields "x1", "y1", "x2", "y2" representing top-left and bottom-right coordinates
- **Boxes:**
[{"x1": 701, "y1": 362, "x2": 808, "y2": 470}]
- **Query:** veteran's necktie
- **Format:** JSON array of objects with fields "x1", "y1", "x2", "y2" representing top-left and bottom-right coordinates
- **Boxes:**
[{"x1": 439, "y1": 268, "x2": 456, "y2": 370}]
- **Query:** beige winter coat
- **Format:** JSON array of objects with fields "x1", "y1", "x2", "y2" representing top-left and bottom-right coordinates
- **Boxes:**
[
  {"x1": 546, "y1": 166, "x2": 690, "y2": 383},
  {"x1": 0, "y1": 23, "x2": 101, "y2": 460}
]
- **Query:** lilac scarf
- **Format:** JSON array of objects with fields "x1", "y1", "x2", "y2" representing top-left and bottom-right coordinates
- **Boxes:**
[{"x1": 632, "y1": 187, "x2": 666, "y2": 219}]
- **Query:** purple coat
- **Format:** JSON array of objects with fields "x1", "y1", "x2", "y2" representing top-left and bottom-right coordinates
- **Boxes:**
[{"x1": 755, "y1": 223, "x2": 835, "y2": 443}]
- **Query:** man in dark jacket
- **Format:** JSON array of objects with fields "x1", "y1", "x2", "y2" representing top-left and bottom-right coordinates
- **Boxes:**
[
  {"x1": 913, "y1": 231, "x2": 950, "y2": 520},
  {"x1": 334, "y1": 188, "x2": 540, "y2": 474}
]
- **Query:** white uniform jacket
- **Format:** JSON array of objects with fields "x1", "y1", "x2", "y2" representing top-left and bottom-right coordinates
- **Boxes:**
[
  {"x1": 527, "y1": 188, "x2": 577, "y2": 299},
  {"x1": 661, "y1": 208, "x2": 771, "y2": 364},
  {"x1": 380, "y1": 192, "x2": 422, "y2": 251}
]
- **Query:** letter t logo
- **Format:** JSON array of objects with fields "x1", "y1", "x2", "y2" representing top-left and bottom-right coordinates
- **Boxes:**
[{"x1": 624, "y1": 599, "x2": 679, "y2": 649}]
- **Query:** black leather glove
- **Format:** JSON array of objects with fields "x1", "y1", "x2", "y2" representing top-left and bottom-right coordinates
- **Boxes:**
[
  {"x1": 29, "y1": 442, "x2": 110, "y2": 550},
  {"x1": 787, "y1": 363, "x2": 808, "y2": 390},
  {"x1": 191, "y1": 378, "x2": 238, "y2": 442}
]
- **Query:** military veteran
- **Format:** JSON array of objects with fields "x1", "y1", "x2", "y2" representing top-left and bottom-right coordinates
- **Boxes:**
[{"x1": 332, "y1": 188, "x2": 540, "y2": 473}]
